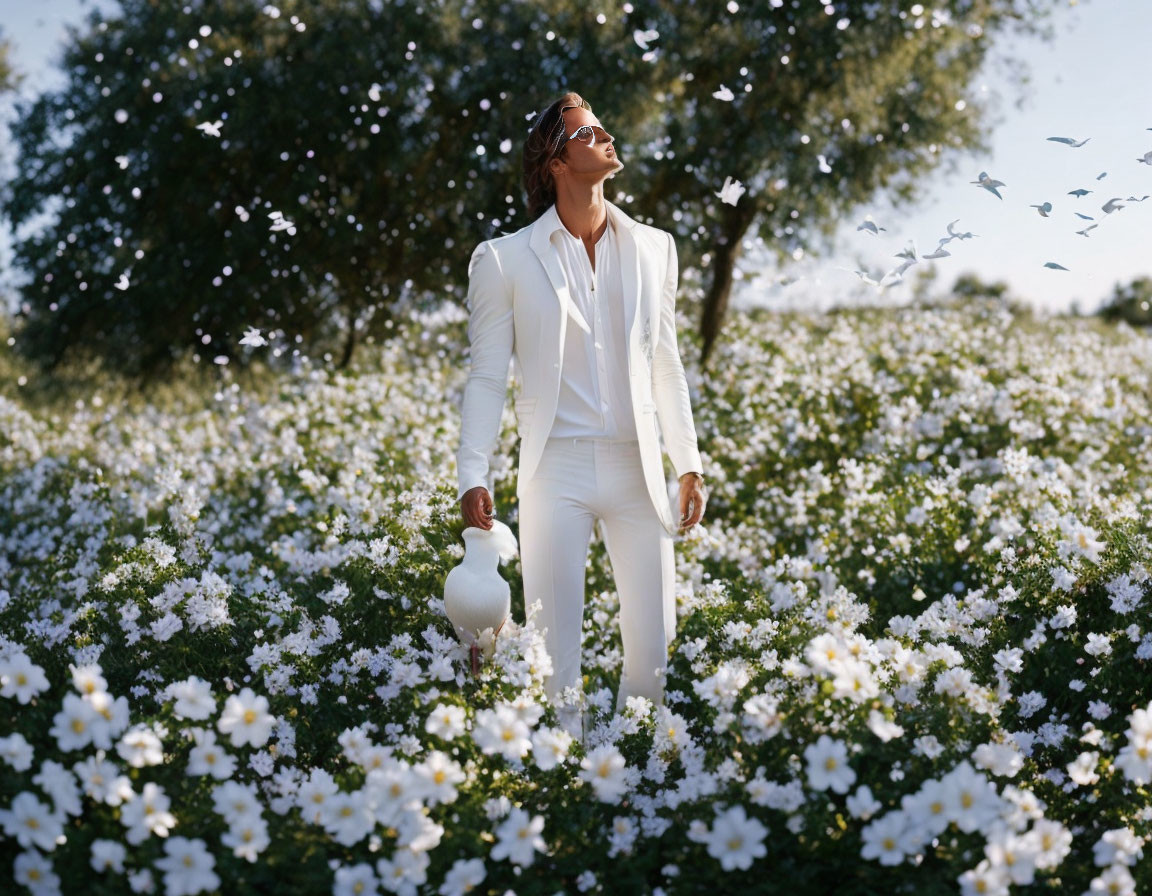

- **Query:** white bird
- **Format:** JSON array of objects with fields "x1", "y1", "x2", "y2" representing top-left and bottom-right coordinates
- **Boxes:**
[
  {"x1": 196, "y1": 119, "x2": 223, "y2": 137},
  {"x1": 922, "y1": 247, "x2": 951, "y2": 259},
  {"x1": 893, "y1": 241, "x2": 917, "y2": 263},
  {"x1": 840, "y1": 266, "x2": 882, "y2": 288},
  {"x1": 1127, "y1": 194, "x2": 1150, "y2": 202},
  {"x1": 1136, "y1": 151, "x2": 1152, "y2": 165},
  {"x1": 114, "y1": 273, "x2": 130, "y2": 290},
  {"x1": 1067, "y1": 189, "x2": 1091, "y2": 197},
  {"x1": 1075, "y1": 224, "x2": 1098, "y2": 237},
  {"x1": 1101, "y1": 197, "x2": 1125, "y2": 214},
  {"x1": 856, "y1": 218, "x2": 886, "y2": 235},
  {"x1": 633, "y1": 28, "x2": 659, "y2": 50},
  {"x1": 1043, "y1": 261, "x2": 1069, "y2": 270},
  {"x1": 239, "y1": 327, "x2": 268, "y2": 347},
  {"x1": 1096, "y1": 171, "x2": 1107, "y2": 180},
  {"x1": 715, "y1": 175, "x2": 746, "y2": 205},
  {"x1": 1029, "y1": 201, "x2": 1053, "y2": 217},
  {"x1": 946, "y1": 219, "x2": 977, "y2": 240},
  {"x1": 712, "y1": 84, "x2": 735, "y2": 102},
  {"x1": 971, "y1": 171, "x2": 1005, "y2": 199},
  {"x1": 1073, "y1": 212, "x2": 1095, "y2": 220},
  {"x1": 443, "y1": 521, "x2": 519, "y2": 673},
  {"x1": 1046, "y1": 136, "x2": 1090, "y2": 147}
]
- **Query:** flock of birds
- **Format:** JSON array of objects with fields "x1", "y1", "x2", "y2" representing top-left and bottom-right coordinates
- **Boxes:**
[{"x1": 839, "y1": 129, "x2": 1152, "y2": 290}]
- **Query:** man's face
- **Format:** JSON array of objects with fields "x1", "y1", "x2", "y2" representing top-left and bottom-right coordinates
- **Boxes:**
[{"x1": 555, "y1": 107, "x2": 624, "y2": 180}]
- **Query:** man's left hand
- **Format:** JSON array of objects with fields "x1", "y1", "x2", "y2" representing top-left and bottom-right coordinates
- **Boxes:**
[{"x1": 678, "y1": 472, "x2": 706, "y2": 532}]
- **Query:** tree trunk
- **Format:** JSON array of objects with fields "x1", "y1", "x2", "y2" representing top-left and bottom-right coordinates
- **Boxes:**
[
  {"x1": 699, "y1": 205, "x2": 754, "y2": 368},
  {"x1": 337, "y1": 312, "x2": 358, "y2": 370}
]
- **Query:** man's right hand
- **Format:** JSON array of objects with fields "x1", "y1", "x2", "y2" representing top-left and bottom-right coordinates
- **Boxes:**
[{"x1": 461, "y1": 486, "x2": 495, "y2": 530}]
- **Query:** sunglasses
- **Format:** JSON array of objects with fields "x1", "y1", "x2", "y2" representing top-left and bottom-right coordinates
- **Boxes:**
[{"x1": 561, "y1": 124, "x2": 615, "y2": 150}]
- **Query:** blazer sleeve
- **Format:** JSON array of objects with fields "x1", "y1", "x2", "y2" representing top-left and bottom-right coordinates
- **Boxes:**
[
  {"x1": 651, "y1": 231, "x2": 704, "y2": 479},
  {"x1": 455, "y1": 241, "x2": 514, "y2": 501}
]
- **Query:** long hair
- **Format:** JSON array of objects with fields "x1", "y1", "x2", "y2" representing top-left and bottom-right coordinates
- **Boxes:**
[{"x1": 522, "y1": 92, "x2": 591, "y2": 222}]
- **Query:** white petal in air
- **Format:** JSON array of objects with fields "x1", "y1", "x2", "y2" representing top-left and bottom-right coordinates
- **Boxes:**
[
  {"x1": 712, "y1": 85, "x2": 735, "y2": 102},
  {"x1": 715, "y1": 176, "x2": 746, "y2": 205}
]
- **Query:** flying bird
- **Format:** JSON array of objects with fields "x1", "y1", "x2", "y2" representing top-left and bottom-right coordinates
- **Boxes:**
[
  {"x1": 893, "y1": 241, "x2": 917, "y2": 264},
  {"x1": 633, "y1": 28, "x2": 659, "y2": 50},
  {"x1": 1101, "y1": 197, "x2": 1125, "y2": 214},
  {"x1": 1029, "y1": 201, "x2": 1053, "y2": 217},
  {"x1": 1137, "y1": 151, "x2": 1152, "y2": 165},
  {"x1": 715, "y1": 176, "x2": 746, "y2": 205},
  {"x1": 1075, "y1": 224, "x2": 1098, "y2": 237},
  {"x1": 195, "y1": 120, "x2": 223, "y2": 137},
  {"x1": 1067, "y1": 189, "x2": 1091, "y2": 198},
  {"x1": 922, "y1": 247, "x2": 951, "y2": 259},
  {"x1": 946, "y1": 219, "x2": 977, "y2": 240},
  {"x1": 1096, "y1": 171, "x2": 1108, "y2": 180},
  {"x1": 1046, "y1": 136, "x2": 1090, "y2": 147},
  {"x1": 1126, "y1": 194, "x2": 1150, "y2": 202},
  {"x1": 971, "y1": 171, "x2": 1005, "y2": 199},
  {"x1": 856, "y1": 218, "x2": 887, "y2": 235},
  {"x1": 1043, "y1": 262, "x2": 1070, "y2": 271},
  {"x1": 1073, "y1": 212, "x2": 1095, "y2": 220}
]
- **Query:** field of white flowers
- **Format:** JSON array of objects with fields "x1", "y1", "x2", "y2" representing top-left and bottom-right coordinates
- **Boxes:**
[{"x1": 1, "y1": 299, "x2": 1150, "y2": 896}]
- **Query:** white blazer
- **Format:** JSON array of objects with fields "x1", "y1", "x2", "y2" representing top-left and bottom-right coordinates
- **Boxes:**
[{"x1": 455, "y1": 200, "x2": 703, "y2": 536}]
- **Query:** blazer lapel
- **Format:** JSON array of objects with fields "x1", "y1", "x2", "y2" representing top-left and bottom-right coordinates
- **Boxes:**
[
  {"x1": 605, "y1": 201, "x2": 643, "y2": 359},
  {"x1": 528, "y1": 209, "x2": 592, "y2": 336}
]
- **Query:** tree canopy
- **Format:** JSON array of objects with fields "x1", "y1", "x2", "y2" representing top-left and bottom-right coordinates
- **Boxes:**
[{"x1": 2, "y1": 0, "x2": 1064, "y2": 381}]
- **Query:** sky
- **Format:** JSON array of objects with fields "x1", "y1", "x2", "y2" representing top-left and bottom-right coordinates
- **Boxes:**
[{"x1": 1, "y1": 0, "x2": 1149, "y2": 315}]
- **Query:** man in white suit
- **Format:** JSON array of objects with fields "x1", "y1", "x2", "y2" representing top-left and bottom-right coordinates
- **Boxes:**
[{"x1": 456, "y1": 92, "x2": 706, "y2": 738}]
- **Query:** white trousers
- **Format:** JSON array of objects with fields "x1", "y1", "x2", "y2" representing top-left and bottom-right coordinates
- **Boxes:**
[{"x1": 518, "y1": 436, "x2": 676, "y2": 724}]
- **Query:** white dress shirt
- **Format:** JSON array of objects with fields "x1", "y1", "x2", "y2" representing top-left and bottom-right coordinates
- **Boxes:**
[{"x1": 543, "y1": 207, "x2": 637, "y2": 441}]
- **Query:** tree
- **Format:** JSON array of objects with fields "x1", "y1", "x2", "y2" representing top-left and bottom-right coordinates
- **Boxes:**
[
  {"x1": 624, "y1": 0, "x2": 1064, "y2": 365},
  {"x1": 1097, "y1": 276, "x2": 1152, "y2": 327}
]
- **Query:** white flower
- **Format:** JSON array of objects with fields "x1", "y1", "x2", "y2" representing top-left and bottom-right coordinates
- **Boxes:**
[
  {"x1": 120, "y1": 782, "x2": 177, "y2": 844},
  {"x1": 333, "y1": 863, "x2": 380, "y2": 896},
  {"x1": 0, "y1": 732, "x2": 34, "y2": 771},
  {"x1": 413, "y1": 751, "x2": 465, "y2": 806},
  {"x1": 1084, "y1": 633, "x2": 1112, "y2": 658},
  {"x1": 50, "y1": 693, "x2": 103, "y2": 751},
  {"x1": 973, "y1": 741, "x2": 1024, "y2": 778},
  {"x1": 0, "y1": 791, "x2": 65, "y2": 852},
  {"x1": 846, "y1": 785, "x2": 882, "y2": 820},
  {"x1": 376, "y1": 847, "x2": 430, "y2": 895},
  {"x1": 472, "y1": 704, "x2": 532, "y2": 761},
  {"x1": 34, "y1": 759, "x2": 82, "y2": 817},
  {"x1": 490, "y1": 807, "x2": 547, "y2": 867},
  {"x1": 221, "y1": 814, "x2": 270, "y2": 862},
  {"x1": 154, "y1": 836, "x2": 220, "y2": 896},
  {"x1": 741, "y1": 693, "x2": 783, "y2": 740},
  {"x1": 0, "y1": 652, "x2": 50, "y2": 704},
  {"x1": 437, "y1": 857, "x2": 486, "y2": 896},
  {"x1": 14, "y1": 850, "x2": 61, "y2": 892},
  {"x1": 804, "y1": 735, "x2": 856, "y2": 794},
  {"x1": 1115, "y1": 739, "x2": 1152, "y2": 786},
  {"x1": 1085, "y1": 865, "x2": 1137, "y2": 896},
  {"x1": 1066, "y1": 750, "x2": 1100, "y2": 786},
  {"x1": 901, "y1": 778, "x2": 952, "y2": 839},
  {"x1": 1092, "y1": 827, "x2": 1144, "y2": 867},
  {"x1": 860, "y1": 811, "x2": 911, "y2": 865},
  {"x1": 984, "y1": 832, "x2": 1039, "y2": 885},
  {"x1": 211, "y1": 780, "x2": 262, "y2": 827},
  {"x1": 579, "y1": 744, "x2": 631, "y2": 804},
  {"x1": 530, "y1": 726, "x2": 573, "y2": 772},
  {"x1": 217, "y1": 687, "x2": 276, "y2": 748},
  {"x1": 116, "y1": 724, "x2": 165, "y2": 768},
  {"x1": 941, "y1": 762, "x2": 1002, "y2": 833},
  {"x1": 168, "y1": 676, "x2": 216, "y2": 721},
  {"x1": 702, "y1": 804, "x2": 768, "y2": 871},
  {"x1": 74, "y1": 755, "x2": 134, "y2": 806},
  {"x1": 91, "y1": 838, "x2": 128, "y2": 873},
  {"x1": 187, "y1": 729, "x2": 237, "y2": 780},
  {"x1": 1023, "y1": 818, "x2": 1073, "y2": 870},
  {"x1": 320, "y1": 790, "x2": 374, "y2": 847},
  {"x1": 69, "y1": 664, "x2": 108, "y2": 696},
  {"x1": 958, "y1": 859, "x2": 1010, "y2": 896},
  {"x1": 866, "y1": 710, "x2": 904, "y2": 742},
  {"x1": 296, "y1": 768, "x2": 339, "y2": 824}
]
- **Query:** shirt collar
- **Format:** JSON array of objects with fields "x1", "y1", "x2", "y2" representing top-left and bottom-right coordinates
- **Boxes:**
[{"x1": 544, "y1": 204, "x2": 615, "y2": 247}]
